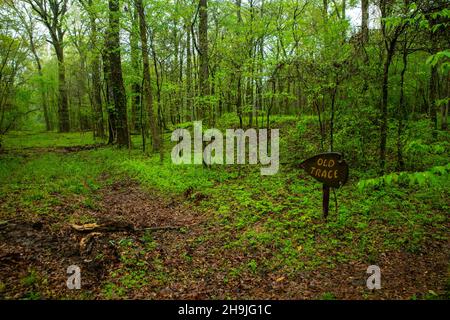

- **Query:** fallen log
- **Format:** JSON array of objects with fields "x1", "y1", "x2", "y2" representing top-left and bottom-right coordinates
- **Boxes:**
[
  {"x1": 71, "y1": 221, "x2": 134, "y2": 233},
  {"x1": 80, "y1": 232, "x2": 102, "y2": 255},
  {"x1": 71, "y1": 221, "x2": 203, "y2": 233}
]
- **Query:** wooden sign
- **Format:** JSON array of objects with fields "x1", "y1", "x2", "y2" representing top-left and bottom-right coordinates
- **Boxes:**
[
  {"x1": 300, "y1": 152, "x2": 348, "y2": 188},
  {"x1": 300, "y1": 152, "x2": 349, "y2": 218}
]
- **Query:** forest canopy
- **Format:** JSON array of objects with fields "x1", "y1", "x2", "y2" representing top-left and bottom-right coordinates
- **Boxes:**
[{"x1": 0, "y1": 0, "x2": 448, "y2": 171}]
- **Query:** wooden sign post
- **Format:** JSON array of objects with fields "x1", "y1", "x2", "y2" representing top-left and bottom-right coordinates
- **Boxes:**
[
  {"x1": 300, "y1": 152, "x2": 349, "y2": 218},
  {"x1": 322, "y1": 184, "x2": 330, "y2": 218}
]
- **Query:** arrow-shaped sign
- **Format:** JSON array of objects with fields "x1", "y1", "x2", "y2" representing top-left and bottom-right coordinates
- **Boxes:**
[
  {"x1": 300, "y1": 152, "x2": 349, "y2": 219},
  {"x1": 300, "y1": 152, "x2": 349, "y2": 188}
]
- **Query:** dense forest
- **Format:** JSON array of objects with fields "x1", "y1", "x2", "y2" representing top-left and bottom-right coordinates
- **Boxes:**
[{"x1": 0, "y1": 0, "x2": 449, "y2": 300}]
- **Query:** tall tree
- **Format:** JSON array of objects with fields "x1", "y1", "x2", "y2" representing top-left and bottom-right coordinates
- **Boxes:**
[
  {"x1": 136, "y1": 0, "x2": 160, "y2": 152},
  {"x1": 185, "y1": 17, "x2": 193, "y2": 121},
  {"x1": 361, "y1": 0, "x2": 369, "y2": 44},
  {"x1": 11, "y1": 3, "x2": 51, "y2": 130},
  {"x1": 235, "y1": 0, "x2": 243, "y2": 128},
  {"x1": 107, "y1": 0, "x2": 129, "y2": 146},
  {"x1": 378, "y1": 0, "x2": 408, "y2": 173},
  {"x1": 25, "y1": 0, "x2": 70, "y2": 132},
  {"x1": 198, "y1": 0, "x2": 209, "y2": 122},
  {"x1": 128, "y1": 2, "x2": 141, "y2": 133},
  {"x1": 79, "y1": 0, "x2": 105, "y2": 138},
  {"x1": 102, "y1": 49, "x2": 116, "y2": 145}
]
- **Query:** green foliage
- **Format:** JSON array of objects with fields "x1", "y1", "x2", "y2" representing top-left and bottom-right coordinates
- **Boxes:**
[
  {"x1": 21, "y1": 269, "x2": 39, "y2": 287},
  {"x1": 426, "y1": 50, "x2": 450, "y2": 71},
  {"x1": 1, "y1": 110, "x2": 449, "y2": 299},
  {"x1": 320, "y1": 292, "x2": 336, "y2": 300},
  {"x1": 358, "y1": 164, "x2": 450, "y2": 191},
  {"x1": 0, "y1": 147, "x2": 128, "y2": 220},
  {"x1": 2, "y1": 131, "x2": 97, "y2": 149},
  {"x1": 1, "y1": 0, "x2": 449, "y2": 299}
]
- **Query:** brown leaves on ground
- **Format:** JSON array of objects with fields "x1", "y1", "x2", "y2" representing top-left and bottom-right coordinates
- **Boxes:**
[{"x1": 0, "y1": 179, "x2": 448, "y2": 300}]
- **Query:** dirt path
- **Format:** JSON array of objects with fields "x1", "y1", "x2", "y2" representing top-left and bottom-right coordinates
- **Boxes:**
[
  {"x1": 0, "y1": 179, "x2": 448, "y2": 299},
  {"x1": 2, "y1": 144, "x2": 107, "y2": 156}
]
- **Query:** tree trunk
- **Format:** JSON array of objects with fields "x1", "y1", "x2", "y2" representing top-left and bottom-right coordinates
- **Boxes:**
[
  {"x1": 235, "y1": 0, "x2": 243, "y2": 128},
  {"x1": 429, "y1": 64, "x2": 438, "y2": 139},
  {"x1": 323, "y1": 0, "x2": 328, "y2": 19},
  {"x1": 237, "y1": 74, "x2": 243, "y2": 128},
  {"x1": 380, "y1": 49, "x2": 393, "y2": 173},
  {"x1": 397, "y1": 39, "x2": 408, "y2": 171},
  {"x1": 130, "y1": 5, "x2": 141, "y2": 133},
  {"x1": 186, "y1": 22, "x2": 193, "y2": 121},
  {"x1": 136, "y1": 0, "x2": 160, "y2": 152},
  {"x1": 379, "y1": 1, "x2": 398, "y2": 173},
  {"x1": 91, "y1": 53, "x2": 105, "y2": 138},
  {"x1": 56, "y1": 45, "x2": 70, "y2": 132},
  {"x1": 27, "y1": 0, "x2": 70, "y2": 132},
  {"x1": 102, "y1": 50, "x2": 116, "y2": 145},
  {"x1": 81, "y1": 0, "x2": 105, "y2": 138},
  {"x1": 361, "y1": 0, "x2": 369, "y2": 44},
  {"x1": 443, "y1": 75, "x2": 449, "y2": 130},
  {"x1": 342, "y1": 0, "x2": 346, "y2": 19},
  {"x1": 30, "y1": 36, "x2": 51, "y2": 131},
  {"x1": 198, "y1": 0, "x2": 209, "y2": 122},
  {"x1": 108, "y1": 0, "x2": 129, "y2": 147}
]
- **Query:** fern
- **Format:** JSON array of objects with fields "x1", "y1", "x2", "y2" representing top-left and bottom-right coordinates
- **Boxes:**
[{"x1": 358, "y1": 164, "x2": 450, "y2": 192}]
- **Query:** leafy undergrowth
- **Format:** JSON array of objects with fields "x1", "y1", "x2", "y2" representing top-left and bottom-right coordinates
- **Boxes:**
[
  {"x1": 0, "y1": 116, "x2": 449, "y2": 300},
  {"x1": 2, "y1": 131, "x2": 99, "y2": 149}
]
